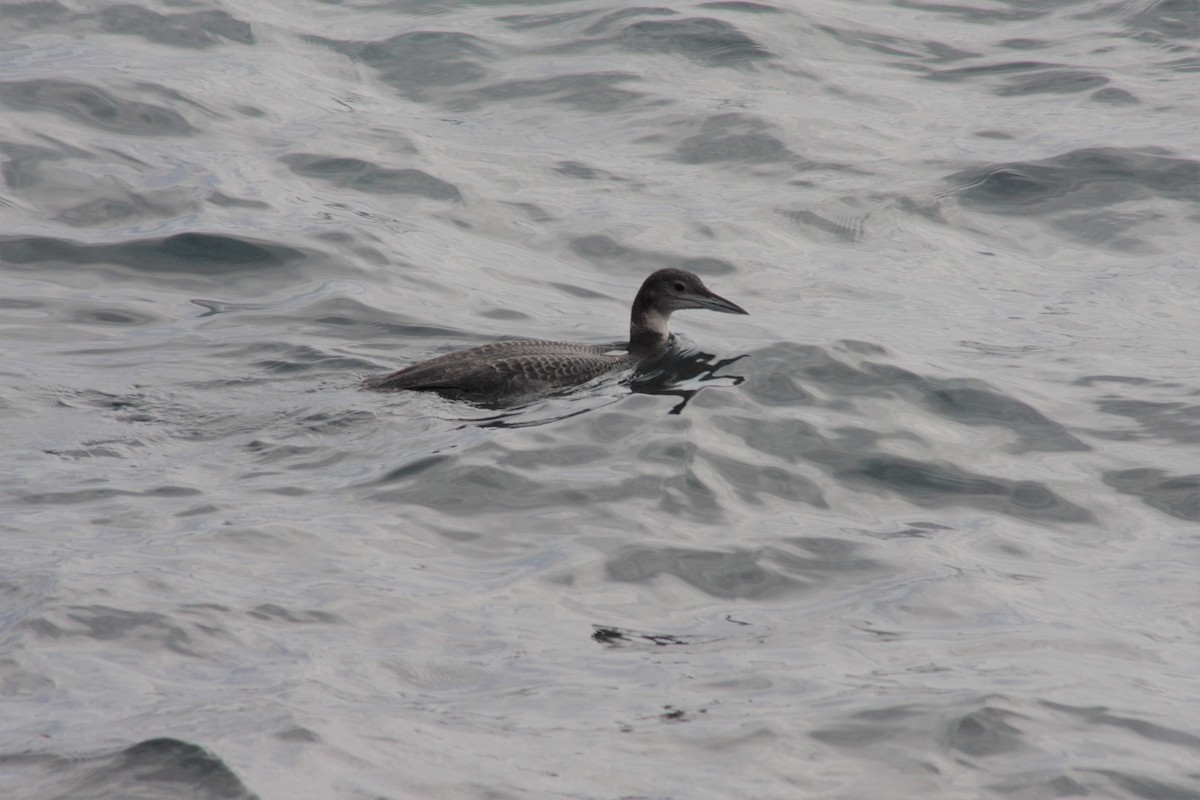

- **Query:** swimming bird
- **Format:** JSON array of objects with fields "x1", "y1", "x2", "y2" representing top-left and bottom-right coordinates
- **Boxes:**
[{"x1": 363, "y1": 268, "x2": 748, "y2": 404}]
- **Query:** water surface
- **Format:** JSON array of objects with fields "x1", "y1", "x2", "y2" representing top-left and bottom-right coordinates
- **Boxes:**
[{"x1": 1, "y1": 0, "x2": 1198, "y2": 798}]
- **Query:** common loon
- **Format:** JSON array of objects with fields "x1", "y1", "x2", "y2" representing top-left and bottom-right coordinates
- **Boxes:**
[{"x1": 362, "y1": 268, "x2": 748, "y2": 404}]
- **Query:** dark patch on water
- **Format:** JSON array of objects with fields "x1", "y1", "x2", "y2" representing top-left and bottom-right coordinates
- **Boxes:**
[
  {"x1": 0, "y1": 79, "x2": 194, "y2": 135},
  {"x1": 1042, "y1": 700, "x2": 1200, "y2": 748},
  {"x1": 820, "y1": 698, "x2": 1036, "y2": 759},
  {"x1": 717, "y1": 412, "x2": 1090, "y2": 522},
  {"x1": 670, "y1": 113, "x2": 805, "y2": 166},
  {"x1": 57, "y1": 195, "x2": 174, "y2": 227},
  {"x1": 892, "y1": 0, "x2": 1046, "y2": 23},
  {"x1": 1111, "y1": 400, "x2": 1200, "y2": 444},
  {"x1": 375, "y1": 455, "x2": 453, "y2": 484},
  {"x1": 1074, "y1": 375, "x2": 1154, "y2": 387},
  {"x1": 1089, "y1": 392, "x2": 1200, "y2": 445},
  {"x1": 1085, "y1": 770, "x2": 1200, "y2": 800},
  {"x1": 1124, "y1": 0, "x2": 1200, "y2": 42},
  {"x1": 17, "y1": 295, "x2": 166, "y2": 328},
  {"x1": 921, "y1": 384, "x2": 1088, "y2": 450},
  {"x1": 811, "y1": 702, "x2": 928, "y2": 747},
  {"x1": 207, "y1": 191, "x2": 270, "y2": 209},
  {"x1": 851, "y1": 521, "x2": 953, "y2": 539},
  {"x1": 947, "y1": 147, "x2": 1200, "y2": 214},
  {"x1": 699, "y1": 1, "x2": 782, "y2": 13},
  {"x1": 24, "y1": 605, "x2": 212, "y2": 657},
  {"x1": 71, "y1": 307, "x2": 156, "y2": 325},
  {"x1": 1158, "y1": 55, "x2": 1200, "y2": 72},
  {"x1": 946, "y1": 705, "x2": 1028, "y2": 757},
  {"x1": 605, "y1": 546, "x2": 799, "y2": 598},
  {"x1": 367, "y1": 458, "x2": 722, "y2": 519},
  {"x1": 1091, "y1": 86, "x2": 1140, "y2": 104},
  {"x1": 704, "y1": 451, "x2": 826, "y2": 507},
  {"x1": 606, "y1": 537, "x2": 883, "y2": 598},
  {"x1": 817, "y1": 453, "x2": 1093, "y2": 522},
  {"x1": 277, "y1": 727, "x2": 321, "y2": 743},
  {"x1": 592, "y1": 625, "x2": 709, "y2": 647},
  {"x1": 0, "y1": 233, "x2": 310, "y2": 279},
  {"x1": 743, "y1": 343, "x2": 1088, "y2": 453},
  {"x1": 98, "y1": 5, "x2": 254, "y2": 48},
  {"x1": 0, "y1": 0, "x2": 69, "y2": 31},
  {"x1": 20, "y1": 485, "x2": 202, "y2": 503},
  {"x1": 0, "y1": 297, "x2": 44, "y2": 311},
  {"x1": 925, "y1": 60, "x2": 1116, "y2": 97},
  {"x1": 482, "y1": 71, "x2": 652, "y2": 113},
  {"x1": 616, "y1": 704, "x2": 712, "y2": 732},
  {"x1": 456, "y1": 71, "x2": 650, "y2": 113},
  {"x1": 282, "y1": 154, "x2": 462, "y2": 200},
  {"x1": 996, "y1": 68, "x2": 1108, "y2": 95},
  {"x1": 1, "y1": 141, "x2": 71, "y2": 189},
  {"x1": 998, "y1": 38, "x2": 1050, "y2": 50},
  {"x1": 581, "y1": 7, "x2": 676, "y2": 33},
  {"x1": 497, "y1": 9, "x2": 600, "y2": 31},
  {"x1": 1103, "y1": 468, "x2": 1199, "y2": 521},
  {"x1": 659, "y1": 705, "x2": 690, "y2": 721},
  {"x1": 946, "y1": 147, "x2": 1200, "y2": 249},
  {"x1": 247, "y1": 603, "x2": 341, "y2": 624},
  {"x1": 0, "y1": 738, "x2": 257, "y2": 800},
  {"x1": 616, "y1": 16, "x2": 771, "y2": 65},
  {"x1": 310, "y1": 32, "x2": 491, "y2": 102},
  {"x1": 553, "y1": 160, "x2": 631, "y2": 181},
  {"x1": 817, "y1": 23, "x2": 978, "y2": 62}
]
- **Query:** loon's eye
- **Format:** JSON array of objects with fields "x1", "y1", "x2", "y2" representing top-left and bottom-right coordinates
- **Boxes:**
[{"x1": 673, "y1": 282, "x2": 685, "y2": 292}]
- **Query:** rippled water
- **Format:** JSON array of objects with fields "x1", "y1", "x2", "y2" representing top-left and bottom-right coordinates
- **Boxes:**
[{"x1": 2, "y1": 1, "x2": 1198, "y2": 798}]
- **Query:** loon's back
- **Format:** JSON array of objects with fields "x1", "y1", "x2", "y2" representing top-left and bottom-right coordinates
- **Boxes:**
[{"x1": 362, "y1": 339, "x2": 636, "y2": 403}]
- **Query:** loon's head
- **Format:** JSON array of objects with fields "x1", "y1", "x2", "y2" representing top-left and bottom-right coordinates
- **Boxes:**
[
  {"x1": 636, "y1": 268, "x2": 749, "y2": 317},
  {"x1": 628, "y1": 268, "x2": 748, "y2": 355}
]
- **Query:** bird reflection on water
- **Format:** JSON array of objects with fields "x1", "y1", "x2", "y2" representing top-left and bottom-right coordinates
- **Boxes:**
[{"x1": 630, "y1": 345, "x2": 749, "y2": 415}]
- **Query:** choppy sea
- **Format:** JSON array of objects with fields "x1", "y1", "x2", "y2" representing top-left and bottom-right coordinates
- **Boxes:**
[{"x1": 2, "y1": 1, "x2": 1198, "y2": 798}]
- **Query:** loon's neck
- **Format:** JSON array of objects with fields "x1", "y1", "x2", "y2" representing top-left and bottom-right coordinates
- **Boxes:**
[{"x1": 628, "y1": 296, "x2": 671, "y2": 358}]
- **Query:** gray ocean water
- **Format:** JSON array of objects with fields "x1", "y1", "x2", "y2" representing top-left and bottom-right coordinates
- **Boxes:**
[{"x1": 2, "y1": 1, "x2": 1198, "y2": 798}]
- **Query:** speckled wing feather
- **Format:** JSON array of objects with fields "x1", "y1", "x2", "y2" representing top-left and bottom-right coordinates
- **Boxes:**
[{"x1": 363, "y1": 339, "x2": 636, "y2": 402}]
